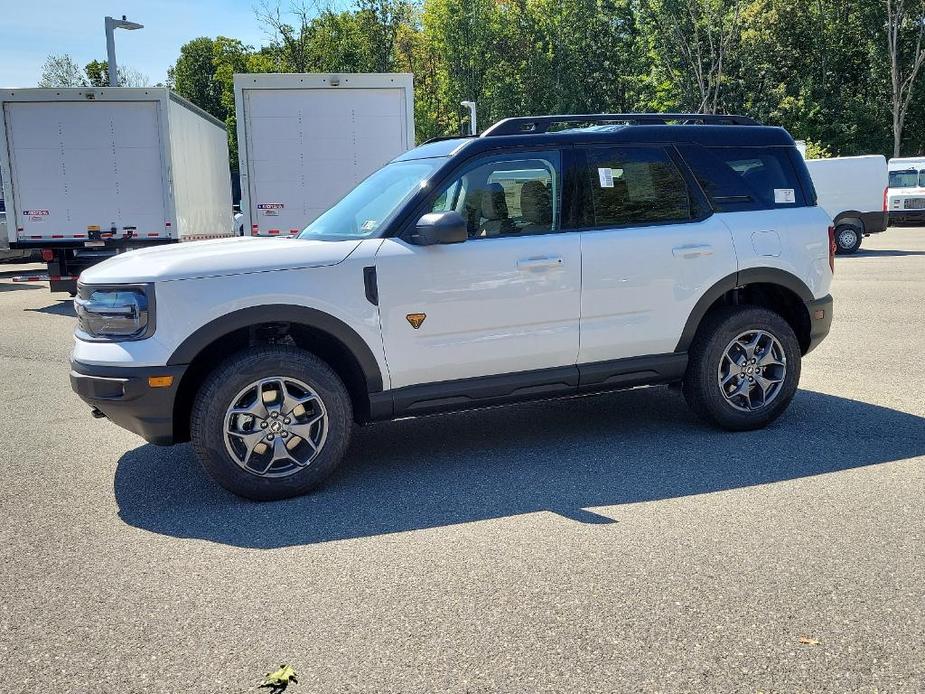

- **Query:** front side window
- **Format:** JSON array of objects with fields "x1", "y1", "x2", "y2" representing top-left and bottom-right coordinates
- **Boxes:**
[
  {"x1": 426, "y1": 153, "x2": 560, "y2": 238},
  {"x1": 579, "y1": 146, "x2": 693, "y2": 227},
  {"x1": 299, "y1": 158, "x2": 445, "y2": 240}
]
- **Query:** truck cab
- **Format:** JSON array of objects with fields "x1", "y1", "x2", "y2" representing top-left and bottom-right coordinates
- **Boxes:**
[{"x1": 887, "y1": 157, "x2": 925, "y2": 225}]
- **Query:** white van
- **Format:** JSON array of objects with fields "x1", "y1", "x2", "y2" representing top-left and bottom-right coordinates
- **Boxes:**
[
  {"x1": 804, "y1": 155, "x2": 888, "y2": 254},
  {"x1": 887, "y1": 157, "x2": 925, "y2": 225}
]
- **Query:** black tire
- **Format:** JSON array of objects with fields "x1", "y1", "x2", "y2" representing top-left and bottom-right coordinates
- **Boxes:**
[
  {"x1": 682, "y1": 306, "x2": 801, "y2": 431},
  {"x1": 834, "y1": 223, "x2": 862, "y2": 254},
  {"x1": 190, "y1": 345, "x2": 352, "y2": 501}
]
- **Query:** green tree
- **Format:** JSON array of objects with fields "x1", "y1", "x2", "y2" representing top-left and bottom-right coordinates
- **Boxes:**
[{"x1": 168, "y1": 37, "x2": 227, "y2": 120}]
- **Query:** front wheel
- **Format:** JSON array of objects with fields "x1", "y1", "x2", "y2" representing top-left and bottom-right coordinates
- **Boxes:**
[
  {"x1": 834, "y1": 224, "x2": 862, "y2": 254},
  {"x1": 682, "y1": 306, "x2": 801, "y2": 431},
  {"x1": 190, "y1": 345, "x2": 352, "y2": 500}
]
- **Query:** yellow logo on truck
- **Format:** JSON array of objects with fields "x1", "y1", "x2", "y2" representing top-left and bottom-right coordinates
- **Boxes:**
[{"x1": 406, "y1": 313, "x2": 426, "y2": 329}]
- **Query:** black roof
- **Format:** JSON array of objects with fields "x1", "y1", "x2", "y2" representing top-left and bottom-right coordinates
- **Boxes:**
[{"x1": 398, "y1": 114, "x2": 795, "y2": 162}]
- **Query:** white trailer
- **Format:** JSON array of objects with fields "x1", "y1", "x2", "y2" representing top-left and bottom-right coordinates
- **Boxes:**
[
  {"x1": 804, "y1": 154, "x2": 888, "y2": 254},
  {"x1": 234, "y1": 73, "x2": 415, "y2": 237},
  {"x1": 0, "y1": 88, "x2": 233, "y2": 292}
]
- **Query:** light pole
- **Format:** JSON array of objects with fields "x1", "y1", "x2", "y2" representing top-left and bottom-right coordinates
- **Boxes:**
[
  {"x1": 460, "y1": 100, "x2": 477, "y2": 135},
  {"x1": 104, "y1": 15, "x2": 144, "y2": 87}
]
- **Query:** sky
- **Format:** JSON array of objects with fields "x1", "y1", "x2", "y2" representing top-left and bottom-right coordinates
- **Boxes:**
[{"x1": 0, "y1": 0, "x2": 274, "y2": 87}]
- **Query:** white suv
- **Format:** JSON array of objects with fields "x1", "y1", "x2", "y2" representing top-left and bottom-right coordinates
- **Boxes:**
[{"x1": 70, "y1": 113, "x2": 834, "y2": 500}]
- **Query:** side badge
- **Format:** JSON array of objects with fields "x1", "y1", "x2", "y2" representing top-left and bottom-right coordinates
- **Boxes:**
[{"x1": 406, "y1": 313, "x2": 426, "y2": 329}]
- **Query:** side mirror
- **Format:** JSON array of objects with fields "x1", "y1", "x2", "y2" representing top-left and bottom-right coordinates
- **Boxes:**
[{"x1": 408, "y1": 211, "x2": 468, "y2": 246}]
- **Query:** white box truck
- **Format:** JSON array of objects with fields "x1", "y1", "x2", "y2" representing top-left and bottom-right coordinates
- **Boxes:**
[
  {"x1": 804, "y1": 155, "x2": 888, "y2": 254},
  {"x1": 887, "y1": 157, "x2": 925, "y2": 225},
  {"x1": 234, "y1": 73, "x2": 415, "y2": 237},
  {"x1": 0, "y1": 88, "x2": 233, "y2": 293}
]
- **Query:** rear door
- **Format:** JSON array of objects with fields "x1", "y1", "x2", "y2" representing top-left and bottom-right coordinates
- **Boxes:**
[
  {"x1": 243, "y1": 87, "x2": 410, "y2": 235},
  {"x1": 575, "y1": 144, "x2": 737, "y2": 363},
  {"x1": 4, "y1": 100, "x2": 167, "y2": 242}
]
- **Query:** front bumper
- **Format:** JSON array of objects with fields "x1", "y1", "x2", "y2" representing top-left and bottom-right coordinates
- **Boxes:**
[
  {"x1": 804, "y1": 294, "x2": 833, "y2": 354},
  {"x1": 70, "y1": 360, "x2": 186, "y2": 445},
  {"x1": 888, "y1": 209, "x2": 925, "y2": 225}
]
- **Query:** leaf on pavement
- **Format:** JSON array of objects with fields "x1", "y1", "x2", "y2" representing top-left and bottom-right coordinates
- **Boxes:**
[
  {"x1": 259, "y1": 664, "x2": 298, "y2": 690},
  {"x1": 799, "y1": 635, "x2": 820, "y2": 645}
]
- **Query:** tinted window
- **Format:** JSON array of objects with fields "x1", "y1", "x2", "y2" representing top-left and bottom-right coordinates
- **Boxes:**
[
  {"x1": 580, "y1": 146, "x2": 693, "y2": 227},
  {"x1": 889, "y1": 169, "x2": 920, "y2": 188},
  {"x1": 427, "y1": 153, "x2": 560, "y2": 238},
  {"x1": 680, "y1": 145, "x2": 807, "y2": 210}
]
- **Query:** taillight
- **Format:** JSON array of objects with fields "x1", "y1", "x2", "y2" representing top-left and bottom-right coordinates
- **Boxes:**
[
  {"x1": 827, "y1": 226, "x2": 836, "y2": 273},
  {"x1": 40, "y1": 248, "x2": 54, "y2": 262},
  {"x1": 883, "y1": 186, "x2": 888, "y2": 212}
]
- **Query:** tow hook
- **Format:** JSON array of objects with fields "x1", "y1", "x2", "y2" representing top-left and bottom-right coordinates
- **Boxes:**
[{"x1": 90, "y1": 407, "x2": 107, "y2": 419}]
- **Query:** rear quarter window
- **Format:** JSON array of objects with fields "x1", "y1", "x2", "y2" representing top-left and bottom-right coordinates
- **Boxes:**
[{"x1": 679, "y1": 145, "x2": 809, "y2": 211}]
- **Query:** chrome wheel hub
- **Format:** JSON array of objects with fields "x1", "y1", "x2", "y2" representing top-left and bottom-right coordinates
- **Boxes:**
[
  {"x1": 223, "y1": 377, "x2": 328, "y2": 478},
  {"x1": 838, "y1": 228, "x2": 857, "y2": 248},
  {"x1": 717, "y1": 330, "x2": 787, "y2": 412}
]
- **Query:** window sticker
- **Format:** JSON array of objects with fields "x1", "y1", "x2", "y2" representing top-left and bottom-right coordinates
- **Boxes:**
[
  {"x1": 774, "y1": 188, "x2": 796, "y2": 204},
  {"x1": 598, "y1": 167, "x2": 614, "y2": 188},
  {"x1": 361, "y1": 220, "x2": 378, "y2": 231}
]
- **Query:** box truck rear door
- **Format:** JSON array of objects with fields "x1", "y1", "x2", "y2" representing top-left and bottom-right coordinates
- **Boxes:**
[
  {"x1": 5, "y1": 100, "x2": 167, "y2": 242},
  {"x1": 244, "y1": 87, "x2": 409, "y2": 235}
]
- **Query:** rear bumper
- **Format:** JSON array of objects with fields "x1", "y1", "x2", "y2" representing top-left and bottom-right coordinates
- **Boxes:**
[
  {"x1": 804, "y1": 294, "x2": 833, "y2": 354},
  {"x1": 69, "y1": 359, "x2": 186, "y2": 445},
  {"x1": 859, "y1": 211, "x2": 888, "y2": 234}
]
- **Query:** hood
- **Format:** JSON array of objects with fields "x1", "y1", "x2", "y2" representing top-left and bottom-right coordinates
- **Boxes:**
[{"x1": 79, "y1": 237, "x2": 363, "y2": 284}]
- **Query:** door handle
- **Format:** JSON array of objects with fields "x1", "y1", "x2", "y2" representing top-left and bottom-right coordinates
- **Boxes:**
[
  {"x1": 672, "y1": 244, "x2": 714, "y2": 259},
  {"x1": 516, "y1": 256, "x2": 563, "y2": 271}
]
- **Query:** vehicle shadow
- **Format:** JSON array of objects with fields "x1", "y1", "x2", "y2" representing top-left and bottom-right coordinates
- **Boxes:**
[
  {"x1": 0, "y1": 282, "x2": 40, "y2": 292},
  {"x1": 841, "y1": 249, "x2": 925, "y2": 258},
  {"x1": 114, "y1": 388, "x2": 925, "y2": 548},
  {"x1": 24, "y1": 300, "x2": 75, "y2": 317}
]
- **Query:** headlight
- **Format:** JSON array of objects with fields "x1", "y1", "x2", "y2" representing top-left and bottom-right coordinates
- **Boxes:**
[{"x1": 74, "y1": 284, "x2": 154, "y2": 341}]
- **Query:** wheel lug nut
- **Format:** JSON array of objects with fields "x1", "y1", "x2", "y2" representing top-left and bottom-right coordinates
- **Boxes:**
[
  {"x1": 260, "y1": 422, "x2": 268, "y2": 429},
  {"x1": 271, "y1": 412, "x2": 278, "y2": 418},
  {"x1": 267, "y1": 433, "x2": 275, "y2": 440},
  {"x1": 281, "y1": 431, "x2": 288, "y2": 438},
  {"x1": 284, "y1": 418, "x2": 291, "y2": 424}
]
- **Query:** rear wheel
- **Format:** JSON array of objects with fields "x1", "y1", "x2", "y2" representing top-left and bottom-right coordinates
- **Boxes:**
[
  {"x1": 834, "y1": 223, "x2": 862, "y2": 254},
  {"x1": 190, "y1": 345, "x2": 352, "y2": 500},
  {"x1": 682, "y1": 306, "x2": 801, "y2": 431}
]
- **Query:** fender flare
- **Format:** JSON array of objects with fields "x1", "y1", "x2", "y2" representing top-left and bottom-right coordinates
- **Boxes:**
[
  {"x1": 675, "y1": 268, "x2": 814, "y2": 353},
  {"x1": 166, "y1": 304, "x2": 384, "y2": 392}
]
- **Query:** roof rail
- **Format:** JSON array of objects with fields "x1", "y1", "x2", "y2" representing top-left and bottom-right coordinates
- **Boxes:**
[{"x1": 481, "y1": 113, "x2": 760, "y2": 137}]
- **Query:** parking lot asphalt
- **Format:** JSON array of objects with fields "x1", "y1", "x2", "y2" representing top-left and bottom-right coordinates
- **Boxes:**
[{"x1": 1, "y1": 230, "x2": 923, "y2": 693}]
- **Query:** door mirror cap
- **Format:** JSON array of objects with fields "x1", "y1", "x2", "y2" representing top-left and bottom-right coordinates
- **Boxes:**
[{"x1": 409, "y1": 211, "x2": 468, "y2": 246}]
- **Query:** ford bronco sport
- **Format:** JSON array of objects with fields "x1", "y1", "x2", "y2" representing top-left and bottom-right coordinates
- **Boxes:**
[{"x1": 70, "y1": 113, "x2": 834, "y2": 500}]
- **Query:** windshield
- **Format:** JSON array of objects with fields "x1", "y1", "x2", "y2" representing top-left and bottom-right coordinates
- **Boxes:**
[
  {"x1": 298, "y1": 159, "x2": 445, "y2": 240},
  {"x1": 889, "y1": 169, "x2": 922, "y2": 188}
]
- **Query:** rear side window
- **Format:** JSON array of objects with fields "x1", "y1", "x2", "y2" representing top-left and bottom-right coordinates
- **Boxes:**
[
  {"x1": 578, "y1": 146, "x2": 694, "y2": 227},
  {"x1": 679, "y1": 145, "x2": 807, "y2": 211}
]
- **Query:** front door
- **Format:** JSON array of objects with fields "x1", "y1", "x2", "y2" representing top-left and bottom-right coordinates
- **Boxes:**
[{"x1": 375, "y1": 150, "x2": 581, "y2": 389}]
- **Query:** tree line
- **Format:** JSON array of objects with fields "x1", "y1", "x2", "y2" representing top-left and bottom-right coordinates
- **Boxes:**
[{"x1": 42, "y1": 0, "x2": 925, "y2": 162}]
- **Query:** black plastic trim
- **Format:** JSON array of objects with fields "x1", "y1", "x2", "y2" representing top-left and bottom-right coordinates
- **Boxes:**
[
  {"x1": 375, "y1": 353, "x2": 687, "y2": 421},
  {"x1": 70, "y1": 360, "x2": 187, "y2": 446},
  {"x1": 363, "y1": 266, "x2": 379, "y2": 306},
  {"x1": 805, "y1": 293, "x2": 833, "y2": 354},
  {"x1": 674, "y1": 268, "x2": 815, "y2": 353},
  {"x1": 578, "y1": 353, "x2": 688, "y2": 392},
  {"x1": 167, "y1": 304, "x2": 384, "y2": 393}
]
